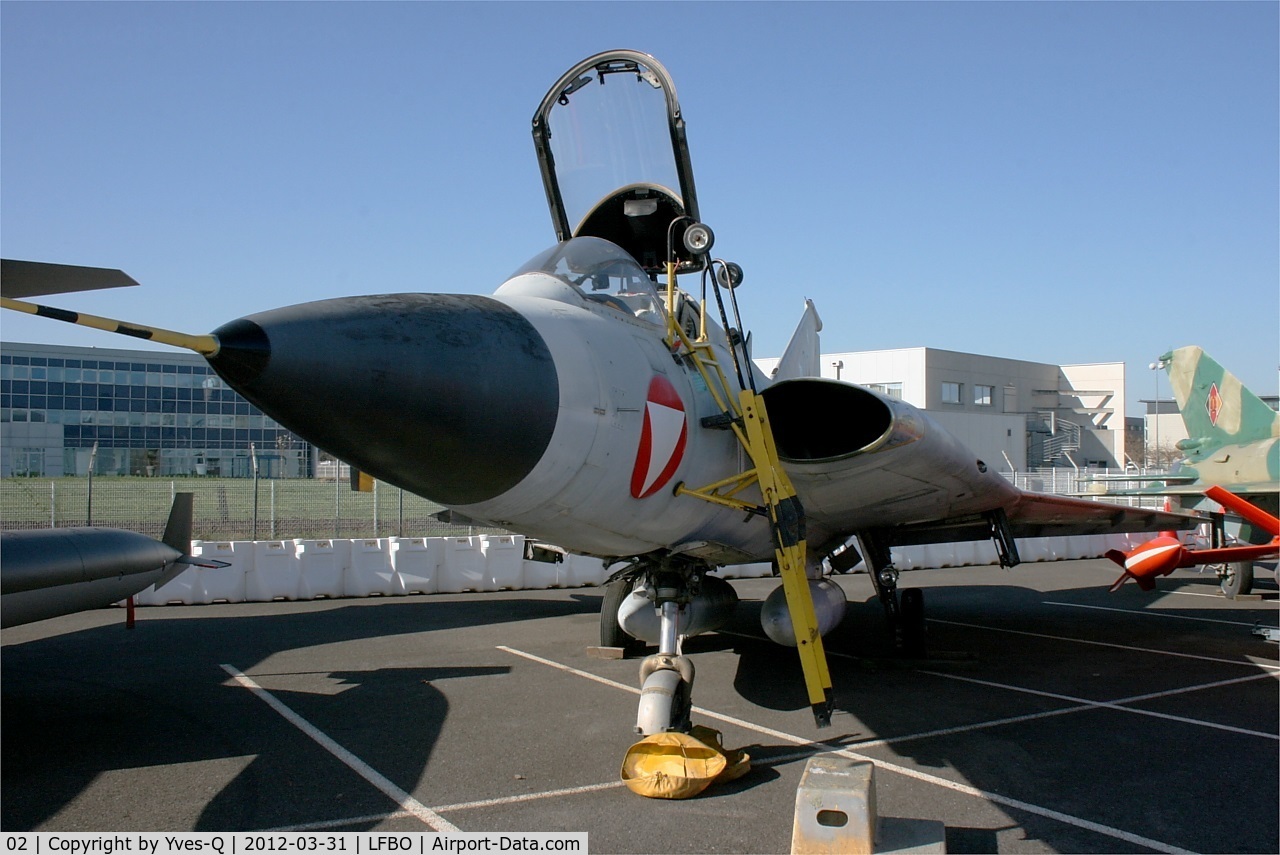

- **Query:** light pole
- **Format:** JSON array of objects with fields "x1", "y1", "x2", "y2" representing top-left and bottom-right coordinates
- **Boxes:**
[{"x1": 1148, "y1": 358, "x2": 1168, "y2": 470}]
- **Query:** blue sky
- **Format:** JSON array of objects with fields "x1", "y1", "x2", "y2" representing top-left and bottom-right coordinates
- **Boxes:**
[{"x1": 3, "y1": 2, "x2": 1276, "y2": 416}]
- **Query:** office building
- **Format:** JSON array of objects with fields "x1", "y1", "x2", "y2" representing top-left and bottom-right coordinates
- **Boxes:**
[{"x1": 1, "y1": 342, "x2": 310, "y2": 478}]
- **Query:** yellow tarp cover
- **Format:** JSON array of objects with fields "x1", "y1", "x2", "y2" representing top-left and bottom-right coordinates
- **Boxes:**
[{"x1": 621, "y1": 726, "x2": 751, "y2": 799}]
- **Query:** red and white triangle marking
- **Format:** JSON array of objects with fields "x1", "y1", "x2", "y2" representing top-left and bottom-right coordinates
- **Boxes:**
[{"x1": 631, "y1": 375, "x2": 688, "y2": 499}]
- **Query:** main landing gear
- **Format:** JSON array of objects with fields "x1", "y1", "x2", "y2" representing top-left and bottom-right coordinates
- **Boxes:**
[{"x1": 855, "y1": 535, "x2": 927, "y2": 658}]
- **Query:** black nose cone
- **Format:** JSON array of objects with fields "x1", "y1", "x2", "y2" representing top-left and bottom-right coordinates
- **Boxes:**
[
  {"x1": 209, "y1": 317, "x2": 271, "y2": 388},
  {"x1": 208, "y1": 294, "x2": 559, "y2": 506}
]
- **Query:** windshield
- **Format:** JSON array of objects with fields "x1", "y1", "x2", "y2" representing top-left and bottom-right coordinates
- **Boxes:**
[{"x1": 510, "y1": 237, "x2": 665, "y2": 323}]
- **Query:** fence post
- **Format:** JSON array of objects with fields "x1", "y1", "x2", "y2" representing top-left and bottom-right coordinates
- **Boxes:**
[
  {"x1": 373, "y1": 479, "x2": 379, "y2": 538},
  {"x1": 249, "y1": 440, "x2": 259, "y2": 540},
  {"x1": 50, "y1": 481, "x2": 55, "y2": 529},
  {"x1": 86, "y1": 441, "x2": 98, "y2": 525},
  {"x1": 334, "y1": 469, "x2": 341, "y2": 539},
  {"x1": 270, "y1": 480, "x2": 276, "y2": 540},
  {"x1": 398, "y1": 487, "x2": 404, "y2": 538}
]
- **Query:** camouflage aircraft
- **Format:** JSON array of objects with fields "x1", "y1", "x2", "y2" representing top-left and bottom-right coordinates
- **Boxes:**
[{"x1": 1091, "y1": 346, "x2": 1278, "y2": 595}]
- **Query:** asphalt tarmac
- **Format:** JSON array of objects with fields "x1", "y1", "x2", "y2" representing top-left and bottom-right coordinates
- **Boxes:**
[{"x1": 3, "y1": 558, "x2": 1277, "y2": 854}]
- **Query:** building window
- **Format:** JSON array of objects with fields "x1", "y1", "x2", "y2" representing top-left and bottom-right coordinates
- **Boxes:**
[
  {"x1": 867, "y1": 382, "x2": 904, "y2": 400},
  {"x1": 941, "y1": 382, "x2": 962, "y2": 404},
  {"x1": 974, "y1": 384, "x2": 994, "y2": 406}
]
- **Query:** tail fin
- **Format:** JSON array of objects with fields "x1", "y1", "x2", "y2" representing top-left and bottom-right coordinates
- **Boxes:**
[
  {"x1": 153, "y1": 493, "x2": 201, "y2": 591},
  {"x1": 160, "y1": 493, "x2": 195, "y2": 554},
  {"x1": 769, "y1": 299, "x2": 823, "y2": 381},
  {"x1": 1163, "y1": 346, "x2": 1279, "y2": 446}
]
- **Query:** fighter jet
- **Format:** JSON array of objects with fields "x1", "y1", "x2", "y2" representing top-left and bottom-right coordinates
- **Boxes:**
[
  {"x1": 1085, "y1": 346, "x2": 1279, "y2": 595},
  {"x1": 1, "y1": 50, "x2": 1198, "y2": 734}
]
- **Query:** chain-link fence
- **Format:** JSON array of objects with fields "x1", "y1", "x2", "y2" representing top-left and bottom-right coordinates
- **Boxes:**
[
  {"x1": 0, "y1": 477, "x2": 508, "y2": 542},
  {"x1": 3, "y1": 468, "x2": 1168, "y2": 543}
]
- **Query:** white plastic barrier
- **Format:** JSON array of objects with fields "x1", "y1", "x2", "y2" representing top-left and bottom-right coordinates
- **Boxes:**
[
  {"x1": 565, "y1": 552, "x2": 607, "y2": 587},
  {"x1": 1017, "y1": 537, "x2": 1051, "y2": 562},
  {"x1": 522, "y1": 557, "x2": 569, "y2": 589},
  {"x1": 131, "y1": 527, "x2": 1176, "y2": 611},
  {"x1": 971, "y1": 540, "x2": 1000, "y2": 566},
  {"x1": 137, "y1": 556, "x2": 200, "y2": 606},
  {"x1": 246, "y1": 540, "x2": 299, "y2": 601},
  {"x1": 345, "y1": 538, "x2": 401, "y2": 596},
  {"x1": 481, "y1": 534, "x2": 524, "y2": 590},
  {"x1": 438, "y1": 536, "x2": 487, "y2": 593},
  {"x1": 1064, "y1": 535, "x2": 1092, "y2": 560},
  {"x1": 714, "y1": 562, "x2": 773, "y2": 580},
  {"x1": 191, "y1": 540, "x2": 250, "y2": 604},
  {"x1": 390, "y1": 536, "x2": 440, "y2": 595},
  {"x1": 895, "y1": 545, "x2": 922, "y2": 571},
  {"x1": 295, "y1": 539, "x2": 346, "y2": 599}
]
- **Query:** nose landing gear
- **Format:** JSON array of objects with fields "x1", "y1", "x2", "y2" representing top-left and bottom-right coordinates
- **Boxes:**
[{"x1": 601, "y1": 555, "x2": 704, "y2": 734}]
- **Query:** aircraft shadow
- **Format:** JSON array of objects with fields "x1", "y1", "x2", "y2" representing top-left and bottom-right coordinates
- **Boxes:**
[
  {"x1": 1, "y1": 595, "x2": 592, "y2": 830},
  {"x1": 719, "y1": 570, "x2": 1278, "y2": 853}
]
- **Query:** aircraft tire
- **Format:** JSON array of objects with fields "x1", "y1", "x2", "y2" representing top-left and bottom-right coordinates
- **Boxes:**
[
  {"x1": 900, "y1": 587, "x2": 927, "y2": 658},
  {"x1": 635, "y1": 667, "x2": 691, "y2": 735},
  {"x1": 600, "y1": 578, "x2": 639, "y2": 649},
  {"x1": 1219, "y1": 561, "x2": 1254, "y2": 599}
]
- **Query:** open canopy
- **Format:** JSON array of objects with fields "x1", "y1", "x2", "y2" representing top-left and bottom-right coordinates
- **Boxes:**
[{"x1": 532, "y1": 50, "x2": 703, "y2": 276}]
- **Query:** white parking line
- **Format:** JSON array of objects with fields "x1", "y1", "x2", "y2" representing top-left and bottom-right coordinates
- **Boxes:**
[
  {"x1": 497, "y1": 646, "x2": 1194, "y2": 855},
  {"x1": 220, "y1": 664, "x2": 460, "y2": 833},
  {"x1": 262, "y1": 747, "x2": 853, "y2": 832},
  {"x1": 931, "y1": 619, "x2": 1280, "y2": 668},
  {"x1": 722, "y1": 626, "x2": 1279, "y2": 738},
  {"x1": 920, "y1": 670, "x2": 1280, "y2": 740},
  {"x1": 1045, "y1": 600, "x2": 1279, "y2": 627}
]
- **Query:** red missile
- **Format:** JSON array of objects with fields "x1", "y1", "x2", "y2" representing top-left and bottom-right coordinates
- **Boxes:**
[{"x1": 1106, "y1": 487, "x2": 1279, "y2": 592}]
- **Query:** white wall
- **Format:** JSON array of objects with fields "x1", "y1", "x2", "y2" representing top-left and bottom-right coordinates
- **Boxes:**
[{"x1": 926, "y1": 410, "x2": 1028, "y2": 472}]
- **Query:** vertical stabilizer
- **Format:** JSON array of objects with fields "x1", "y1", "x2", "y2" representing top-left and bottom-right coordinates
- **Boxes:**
[
  {"x1": 769, "y1": 299, "x2": 823, "y2": 381},
  {"x1": 161, "y1": 493, "x2": 195, "y2": 555},
  {"x1": 1163, "y1": 346, "x2": 1279, "y2": 446}
]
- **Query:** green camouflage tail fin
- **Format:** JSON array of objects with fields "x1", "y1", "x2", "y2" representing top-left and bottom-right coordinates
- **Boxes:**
[{"x1": 1163, "y1": 346, "x2": 1279, "y2": 446}]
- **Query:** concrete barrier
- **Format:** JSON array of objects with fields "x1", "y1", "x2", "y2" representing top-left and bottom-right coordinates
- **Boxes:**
[{"x1": 791, "y1": 756, "x2": 946, "y2": 854}]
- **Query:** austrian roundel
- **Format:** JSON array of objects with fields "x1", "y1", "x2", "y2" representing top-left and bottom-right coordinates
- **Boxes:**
[{"x1": 630, "y1": 374, "x2": 688, "y2": 499}]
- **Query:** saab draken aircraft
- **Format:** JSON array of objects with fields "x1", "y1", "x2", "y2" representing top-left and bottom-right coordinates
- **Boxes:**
[{"x1": 1, "y1": 50, "x2": 1198, "y2": 734}]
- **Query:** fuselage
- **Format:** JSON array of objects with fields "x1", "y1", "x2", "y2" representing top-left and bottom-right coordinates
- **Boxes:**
[{"x1": 202, "y1": 236, "x2": 1021, "y2": 565}]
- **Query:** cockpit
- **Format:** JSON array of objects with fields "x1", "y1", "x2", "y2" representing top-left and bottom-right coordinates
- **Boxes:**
[{"x1": 506, "y1": 236, "x2": 666, "y2": 325}]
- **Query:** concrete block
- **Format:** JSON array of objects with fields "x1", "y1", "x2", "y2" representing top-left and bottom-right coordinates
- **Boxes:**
[
  {"x1": 792, "y1": 756, "x2": 946, "y2": 855},
  {"x1": 793, "y1": 757, "x2": 877, "y2": 855}
]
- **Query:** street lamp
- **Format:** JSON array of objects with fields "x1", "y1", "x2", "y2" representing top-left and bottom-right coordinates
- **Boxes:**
[{"x1": 1148, "y1": 358, "x2": 1168, "y2": 470}]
